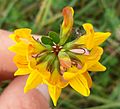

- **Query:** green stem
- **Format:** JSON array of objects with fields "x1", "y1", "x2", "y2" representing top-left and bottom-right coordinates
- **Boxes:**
[
  {"x1": 33, "y1": 0, "x2": 47, "y2": 30},
  {"x1": 37, "y1": 0, "x2": 52, "y2": 32}
]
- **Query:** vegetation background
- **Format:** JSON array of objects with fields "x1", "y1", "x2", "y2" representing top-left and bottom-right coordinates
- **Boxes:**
[{"x1": 0, "y1": 0, "x2": 120, "y2": 109}]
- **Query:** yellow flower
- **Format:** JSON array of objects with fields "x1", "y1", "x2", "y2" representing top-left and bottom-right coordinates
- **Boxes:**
[
  {"x1": 75, "y1": 23, "x2": 111, "y2": 50},
  {"x1": 63, "y1": 64, "x2": 91, "y2": 96},
  {"x1": 8, "y1": 28, "x2": 48, "y2": 91},
  {"x1": 9, "y1": 6, "x2": 111, "y2": 106},
  {"x1": 77, "y1": 47, "x2": 106, "y2": 72},
  {"x1": 74, "y1": 23, "x2": 111, "y2": 72},
  {"x1": 44, "y1": 68, "x2": 68, "y2": 106}
]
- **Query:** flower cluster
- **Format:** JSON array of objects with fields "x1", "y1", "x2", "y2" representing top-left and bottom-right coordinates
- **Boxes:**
[{"x1": 9, "y1": 6, "x2": 111, "y2": 106}]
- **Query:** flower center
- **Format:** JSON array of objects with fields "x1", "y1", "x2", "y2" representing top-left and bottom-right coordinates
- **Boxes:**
[{"x1": 52, "y1": 45, "x2": 62, "y2": 55}]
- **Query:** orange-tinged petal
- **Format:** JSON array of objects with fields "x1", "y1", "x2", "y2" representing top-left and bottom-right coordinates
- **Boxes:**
[
  {"x1": 83, "y1": 72, "x2": 92, "y2": 88},
  {"x1": 28, "y1": 42, "x2": 46, "y2": 55},
  {"x1": 24, "y1": 70, "x2": 42, "y2": 93},
  {"x1": 48, "y1": 85, "x2": 61, "y2": 106},
  {"x1": 14, "y1": 28, "x2": 32, "y2": 42},
  {"x1": 60, "y1": 6, "x2": 74, "y2": 45},
  {"x1": 94, "y1": 32, "x2": 111, "y2": 46},
  {"x1": 62, "y1": 6, "x2": 74, "y2": 29},
  {"x1": 14, "y1": 68, "x2": 30, "y2": 76},
  {"x1": 58, "y1": 51, "x2": 71, "y2": 69},
  {"x1": 88, "y1": 62, "x2": 106, "y2": 71},
  {"x1": 8, "y1": 42, "x2": 28, "y2": 56},
  {"x1": 69, "y1": 74, "x2": 90, "y2": 96}
]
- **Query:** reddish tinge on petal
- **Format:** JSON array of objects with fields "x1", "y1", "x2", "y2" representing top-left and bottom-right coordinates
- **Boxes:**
[
  {"x1": 62, "y1": 6, "x2": 74, "y2": 28},
  {"x1": 60, "y1": 6, "x2": 74, "y2": 45}
]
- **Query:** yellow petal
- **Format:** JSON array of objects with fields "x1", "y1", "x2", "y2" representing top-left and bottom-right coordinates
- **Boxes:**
[
  {"x1": 83, "y1": 23, "x2": 94, "y2": 50},
  {"x1": 63, "y1": 64, "x2": 87, "y2": 80},
  {"x1": 48, "y1": 85, "x2": 61, "y2": 106},
  {"x1": 75, "y1": 24, "x2": 111, "y2": 50},
  {"x1": 75, "y1": 34, "x2": 86, "y2": 45},
  {"x1": 27, "y1": 40, "x2": 46, "y2": 56},
  {"x1": 88, "y1": 62, "x2": 106, "y2": 71},
  {"x1": 60, "y1": 6, "x2": 74, "y2": 45},
  {"x1": 14, "y1": 68, "x2": 30, "y2": 76},
  {"x1": 9, "y1": 34, "x2": 16, "y2": 42},
  {"x1": 77, "y1": 47, "x2": 103, "y2": 68},
  {"x1": 35, "y1": 62, "x2": 50, "y2": 80},
  {"x1": 83, "y1": 72, "x2": 92, "y2": 88},
  {"x1": 44, "y1": 68, "x2": 67, "y2": 88},
  {"x1": 46, "y1": 69, "x2": 61, "y2": 86},
  {"x1": 63, "y1": 72, "x2": 76, "y2": 80},
  {"x1": 14, "y1": 28, "x2": 32, "y2": 42},
  {"x1": 94, "y1": 32, "x2": 111, "y2": 46},
  {"x1": 8, "y1": 42, "x2": 28, "y2": 56},
  {"x1": 70, "y1": 74, "x2": 90, "y2": 96},
  {"x1": 24, "y1": 70, "x2": 42, "y2": 93},
  {"x1": 13, "y1": 55, "x2": 28, "y2": 68}
]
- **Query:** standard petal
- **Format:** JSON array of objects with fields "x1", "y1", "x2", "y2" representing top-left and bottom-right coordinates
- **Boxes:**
[
  {"x1": 14, "y1": 68, "x2": 30, "y2": 76},
  {"x1": 60, "y1": 6, "x2": 74, "y2": 45},
  {"x1": 94, "y1": 32, "x2": 111, "y2": 46},
  {"x1": 88, "y1": 62, "x2": 106, "y2": 71},
  {"x1": 70, "y1": 74, "x2": 90, "y2": 96},
  {"x1": 83, "y1": 72, "x2": 92, "y2": 88},
  {"x1": 83, "y1": 23, "x2": 94, "y2": 50},
  {"x1": 24, "y1": 70, "x2": 42, "y2": 93},
  {"x1": 48, "y1": 85, "x2": 61, "y2": 106}
]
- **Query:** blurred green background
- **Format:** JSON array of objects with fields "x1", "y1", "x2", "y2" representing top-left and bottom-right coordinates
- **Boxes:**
[{"x1": 0, "y1": 0, "x2": 120, "y2": 109}]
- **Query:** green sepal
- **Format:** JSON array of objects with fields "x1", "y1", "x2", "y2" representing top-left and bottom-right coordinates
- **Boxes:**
[
  {"x1": 63, "y1": 42, "x2": 74, "y2": 50},
  {"x1": 41, "y1": 36, "x2": 53, "y2": 46},
  {"x1": 48, "y1": 31, "x2": 60, "y2": 44},
  {"x1": 45, "y1": 45, "x2": 52, "y2": 51}
]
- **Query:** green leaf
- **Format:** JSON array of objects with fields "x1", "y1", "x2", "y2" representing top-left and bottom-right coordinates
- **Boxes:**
[
  {"x1": 41, "y1": 36, "x2": 53, "y2": 45},
  {"x1": 48, "y1": 31, "x2": 60, "y2": 44}
]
